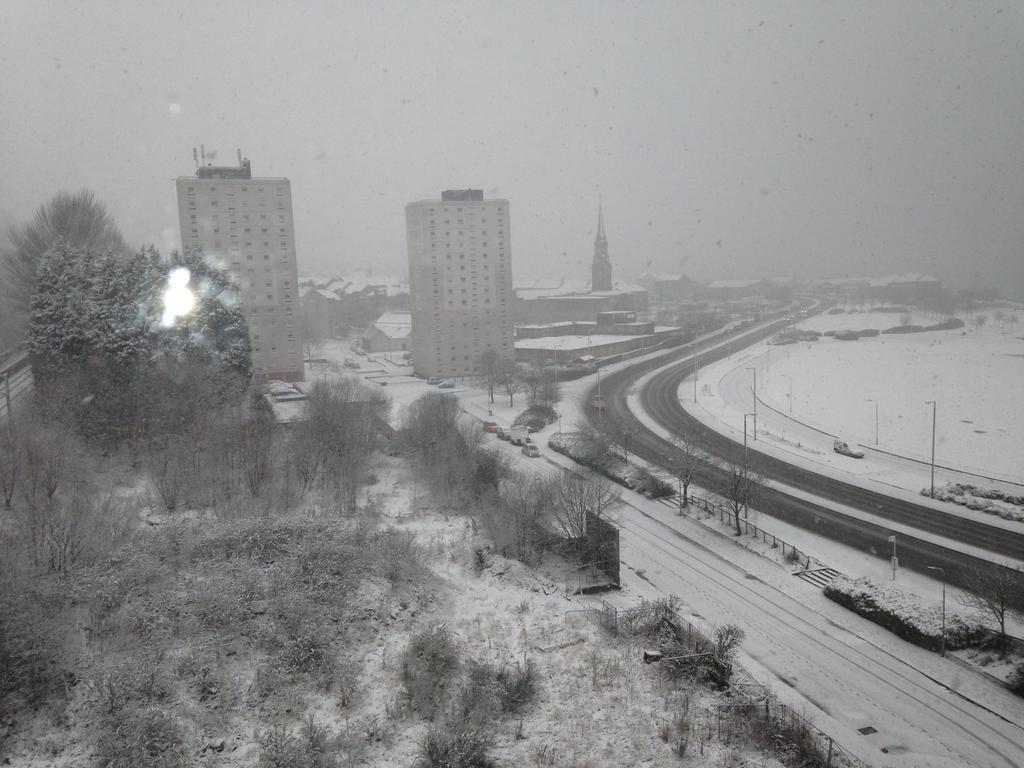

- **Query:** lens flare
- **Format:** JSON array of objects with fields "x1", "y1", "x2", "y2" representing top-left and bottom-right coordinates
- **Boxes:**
[{"x1": 162, "y1": 267, "x2": 195, "y2": 327}]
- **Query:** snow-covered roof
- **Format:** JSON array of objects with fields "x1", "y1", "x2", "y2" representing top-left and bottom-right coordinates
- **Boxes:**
[
  {"x1": 869, "y1": 273, "x2": 941, "y2": 287},
  {"x1": 367, "y1": 310, "x2": 412, "y2": 340},
  {"x1": 708, "y1": 279, "x2": 762, "y2": 289}
]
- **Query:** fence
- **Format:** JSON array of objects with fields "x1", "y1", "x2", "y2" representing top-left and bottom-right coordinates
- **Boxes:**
[
  {"x1": 577, "y1": 598, "x2": 867, "y2": 768},
  {"x1": 715, "y1": 702, "x2": 863, "y2": 768},
  {"x1": 687, "y1": 492, "x2": 816, "y2": 568}
]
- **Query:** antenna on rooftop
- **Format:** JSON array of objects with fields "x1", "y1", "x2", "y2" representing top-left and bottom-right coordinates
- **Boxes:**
[
  {"x1": 193, "y1": 147, "x2": 199, "y2": 171},
  {"x1": 200, "y1": 144, "x2": 206, "y2": 166}
]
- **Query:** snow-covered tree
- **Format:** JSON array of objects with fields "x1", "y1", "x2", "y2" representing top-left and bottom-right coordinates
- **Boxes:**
[
  {"x1": 28, "y1": 243, "x2": 251, "y2": 447},
  {"x1": 3, "y1": 190, "x2": 128, "y2": 342}
]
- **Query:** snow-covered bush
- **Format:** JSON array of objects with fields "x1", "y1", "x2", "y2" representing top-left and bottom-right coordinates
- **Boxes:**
[
  {"x1": 825, "y1": 577, "x2": 985, "y2": 652},
  {"x1": 548, "y1": 432, "x2": 673, "y2": 497},
  {"x1": 924, "y1": 483, "x2": 1024, "y2": 521},
  {"x1": 402, "y1": 625, "x2": 460, "y2": 720}
]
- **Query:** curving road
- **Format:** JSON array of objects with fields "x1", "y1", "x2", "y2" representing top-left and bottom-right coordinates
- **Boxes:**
[{"x1": 584, "y1": 314, "x2": 1024, "y2": 597}]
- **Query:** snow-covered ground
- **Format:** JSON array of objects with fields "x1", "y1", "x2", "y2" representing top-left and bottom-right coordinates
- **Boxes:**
[
  {"x1": 686, "y1": 308, "x2": 1024, "y2": 497},
  {"x1": 301, "y1": 328, "x2": 1024, "y2": 767}
]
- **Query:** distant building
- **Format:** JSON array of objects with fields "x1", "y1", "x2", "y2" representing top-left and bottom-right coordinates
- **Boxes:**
[
  {"x1": 514, "y1": 308, "x2": 683, "y2": 365},
  {"x1": 298, "y1": 272, "x2": 409, "y2": 340},
  {"x1": 406, "y1": 189, "x2": 514, "y2": 378},
  {"x1": 176, "y1": 150, "x2": 303, "y2": 381},
  {"x1": 362, "y1": 310, "x2": 412, "y2": 354},
  {"x1": 591, "y1": 204, "x2": 612, "y2": 291}
]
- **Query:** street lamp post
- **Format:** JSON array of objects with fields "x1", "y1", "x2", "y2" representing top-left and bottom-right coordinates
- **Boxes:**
[
  {"x1": 926, "y1": 566, "x2": 947, "y2": 656},
  {"x1": 867, "y1": 398, "x2": 878, "y2": 445},
  {"x1": 745, "y1": 367, "x2": 757, "y2": 440},
  {"x1": 925, "y1": 400, "x2": 937, "y2": 497},
  {"x1": 694, "y1": 342, "x2": 700, "y2": 404},
  {"x1": 743, "y1": 413, "x2": 756, "y2": 463}
]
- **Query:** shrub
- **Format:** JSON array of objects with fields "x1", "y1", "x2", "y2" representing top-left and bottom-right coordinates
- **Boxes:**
[
  {"x1": 96, "y1": 706, "x2": 185, "y2": 768},
  {"x1": 0, "y1": 578, "x2": 68, "y2": 716},
  {"x1": 1009, "y1": 664, "x2": 1024, "y2": 697},
  {"x1": 513, "y1": 404, "x2": 557, "y2": 431},
  {"x1": 402, "y1": 625, "x2": 460, "y2": 719},
  {"x1": 421, "y1": 725, "x2": 492, "y2": 768},
  {"x1": 495, "y1": 661, "x2": 536, "y2": 713},
  {"x1": 825, "y1": 577, "x2": 986, "y2": 653},
  {"x1": 632, "y1": 468, "x2": 674, "y2": 499}
]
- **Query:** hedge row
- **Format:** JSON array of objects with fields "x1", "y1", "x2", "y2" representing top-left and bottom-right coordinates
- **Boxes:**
[
  {"x1": 824, "y1": 577, "x2": 985, "y2": 653},
  {"x1": 548, "y1": 434, "x2": 674, "y2": 499}
]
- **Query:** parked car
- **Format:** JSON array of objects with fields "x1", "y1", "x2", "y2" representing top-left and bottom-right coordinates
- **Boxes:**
[
  {"x1": 482, "y1": 420, "x2": 498, "y2": 433},
  {"x1": 426, "y1": 376, "x2": 443, "y2": 385},
  {"x1": 521, "y1": 443, "x2": 540, "y2": 458},
  {"x1": 438, "y1": 380, "x2": 456, "y2": 389},
  {"x1": 833, "y1": 439, "x2": 864, "y2": 459},
  {"x1": 343, "y1": 358, "x2": 361, "y2": 369},
  {"x1": 496, "y1": 427, "x2": 509, "y2": 441},
  {"x1": 509, "y1": 425, "x2": 529, "y2": 446}
]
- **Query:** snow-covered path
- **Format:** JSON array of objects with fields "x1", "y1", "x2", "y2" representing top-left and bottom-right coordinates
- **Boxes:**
[{"x1": 611, "y1": 501, "x2": 1024, "y2": 768}]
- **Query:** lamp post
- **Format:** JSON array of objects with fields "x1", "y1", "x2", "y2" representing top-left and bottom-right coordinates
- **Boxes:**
[
  {"x1": 926, "y1": 566, "x2": 946, "y2": 656},
  {"x1": 694, "y1": 342, "x2": 700, "y2": 403},
  {"x1": 781, "y1": 374, "x2": 793, "y2": 413},
  {"x1": 743, "y1": 413, "x2": 756, "y2": 463},
  {"x1": 925, "y1": 400, "x2": 937, "y2": 497},
  {"x1": 867, "y1": 398, "x2": 878, "y2": 445},
  {"x1": 745, "y1": 367, "x2": 757, "y2": 440}
]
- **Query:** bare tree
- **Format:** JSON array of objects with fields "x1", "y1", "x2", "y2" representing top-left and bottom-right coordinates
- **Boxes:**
[
  {"x1": 295, "y1": 378, "x2": 389, "y2": 513},
  {"x1": 3, "y1": 190, "x2": 128, "y2": 339},
  {"x1": 553, "y1": 473, "x2": 620, "y2": 541},
  {"x1": 569, "y1": 420, "x2": 617, "y2": 471},
  {"x1": 603, "y1": 419, "x2": 635, "y2": 465},
  {"x1": 957, "y1": 565, "x2": 1024, "y2": 654},
  {"x1": 499, "y1": 359, "x2": 520, "y2": 408},
  {"x1": 517, "y1": 359, "x2": 561, "y2": 406},
  {"x1": 537, "y1": 368, "x2": 560, "y2": 405},
  {"x1": 668, "y1": 433, "x2": 701, "y2": 510},
  {"x1": 491, "y1": 473, "x2": 556, "y2": 563},
  {"x1": 479, "y1": 349, "x2": 499, "y2": 405},
  {"x1": 720, "y1": 450, "x2": 760, "y2": 536}
]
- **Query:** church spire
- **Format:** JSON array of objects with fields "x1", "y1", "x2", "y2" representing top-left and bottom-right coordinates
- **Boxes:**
[{"x1": 591, "y1": 203, "x2": 612, "y2": 292}]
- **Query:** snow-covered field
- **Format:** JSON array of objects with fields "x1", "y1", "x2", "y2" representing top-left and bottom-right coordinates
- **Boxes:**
[
  {"x1": 294, "y1": 330, "x2": 1024, "y2": 768},
  {"x1": 687, "y1": 308, "x2": 1024, "y2": 494}
]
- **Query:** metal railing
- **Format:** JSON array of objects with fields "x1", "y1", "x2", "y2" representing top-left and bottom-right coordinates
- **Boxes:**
[{"x1": 687, "y1": 492, "x2": 816, "y2": 568}]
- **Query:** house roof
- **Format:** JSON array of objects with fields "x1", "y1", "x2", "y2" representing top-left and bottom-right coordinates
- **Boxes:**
[{"x1": 366, "y1": 310, "x2": 412, "y2": 340}]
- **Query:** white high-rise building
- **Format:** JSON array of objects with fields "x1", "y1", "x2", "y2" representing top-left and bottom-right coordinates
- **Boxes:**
[
  {"x1": 176, "y1": 151, "x2": 304, "y2": 381},
  {"x1": 406, "y1": 189, "x2": 513, "y2": 378}
]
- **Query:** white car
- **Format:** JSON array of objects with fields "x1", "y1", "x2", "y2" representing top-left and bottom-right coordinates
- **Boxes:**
[{"x1": 833, "y1": 440, "x2": 865, "y2": 459}]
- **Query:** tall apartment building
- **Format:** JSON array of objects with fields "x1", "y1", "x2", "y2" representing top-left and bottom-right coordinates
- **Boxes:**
[
  {"x1": 406, "y1": 189, "x2": 513, "y2": 378},
  {"x1": 176, "y1": 151, "x2": 304, "y2": 381}
]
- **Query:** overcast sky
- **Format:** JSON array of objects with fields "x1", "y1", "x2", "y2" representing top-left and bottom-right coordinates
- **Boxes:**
[{"x1": 2, "y1": 1, "x2": 1022, "y2": 294}]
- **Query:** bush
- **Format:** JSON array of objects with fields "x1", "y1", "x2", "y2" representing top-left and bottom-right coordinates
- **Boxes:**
[
  {"x1": 96, "y1": 706, "x2": 185, "y2": 768},
  {"x1": 421, "y1": 725, "x2": 492, "y2": 768},
  {"x1": 0, "y1": 578, "x2": 69, "y2": 718},
  {"x1": 513, "y1": 404, "x2": 556, "y2": 431},
  {"x1": 403, "y1": 625, "x2": 460, "y2": 719},
  {"x1": 495, "y1": 660, "x2": 536, "y2": 713},
  {"x1": 632, "y1": 468, "x2": 674, "y2": 499},
  {"x1": 825, "y1": 577, "x2": 985, "y2": 653},
  {"x1": 1009, "y1": 664, "x2": 1024, "y2": 697}
]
